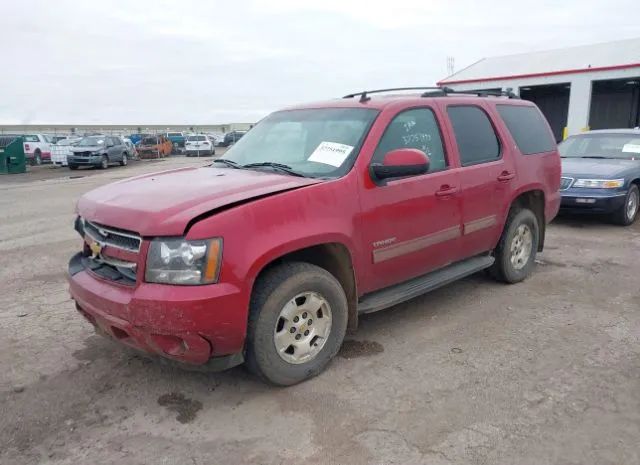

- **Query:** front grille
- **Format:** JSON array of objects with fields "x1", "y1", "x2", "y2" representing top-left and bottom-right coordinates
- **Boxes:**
[
  {"x1": 84, "y1": 220, "x2": 141, "y2": 252},
  {"x1": 560, "y1": 177, "x2": 574, "y2": 191}
]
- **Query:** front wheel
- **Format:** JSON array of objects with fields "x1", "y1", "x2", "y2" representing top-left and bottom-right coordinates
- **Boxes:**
[
  {"x1": 100, "y1": 155, "x2": 108, "y2": 169},
  {"x1": 611, "y1": 184, "x2": 639, "y2": 226},
  {"x1": 69, "y1": 164, "x2": 78, "y2": 170},
  {"x1": 489, "y1": 208, "x2": 539, "y2": 284},
  {"x1": 246, "y1": 262, "x2": 348, "y2": 386},
  {"x1": 120, "y1": 153, "x2": 128, "y2": 166}
]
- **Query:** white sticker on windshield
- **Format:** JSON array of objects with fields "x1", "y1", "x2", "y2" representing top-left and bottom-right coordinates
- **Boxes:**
[
  {"x1": 622, "y1": 143, "x2": 640, "y2": 154},
  {"x1": 308, "y1": 142, "x2": 354, "y2": 167}
]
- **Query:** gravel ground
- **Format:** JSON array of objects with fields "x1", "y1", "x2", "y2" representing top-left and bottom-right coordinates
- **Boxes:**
[{"x1": 1, "y1": 157, "x2": 639, "y2": 465}]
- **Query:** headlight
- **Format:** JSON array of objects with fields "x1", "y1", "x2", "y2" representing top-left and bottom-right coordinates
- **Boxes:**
[
  {"x1": 145, "y1": 238, "x2": 222, "y2": 285},
  {"x1": 572, "y1": 178, "x2": 624, "y2": 189}
]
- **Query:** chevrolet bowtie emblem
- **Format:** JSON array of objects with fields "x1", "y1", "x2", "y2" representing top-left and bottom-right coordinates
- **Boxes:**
[{"x1": 89, "y1": 241, "x2": 103, "y2": 257}]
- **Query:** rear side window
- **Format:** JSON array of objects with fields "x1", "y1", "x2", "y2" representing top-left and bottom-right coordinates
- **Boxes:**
[
  {"x1": 447, "y1": 106, "x2": 500, "y2": 166},
  {"x1": 372, "y1": 108, "x2": 447, "y2": 172},
  {"x1": 497, "y1": 105, "x2": 555, "y2": 154},
  {"x1": 23, "y1": 135, "x2": 39, "y2": 142}
]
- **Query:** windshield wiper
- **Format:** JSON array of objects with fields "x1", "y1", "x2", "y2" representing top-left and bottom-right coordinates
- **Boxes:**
[
  {"x1": 242, "y1": 162, "x2": 307, "y2": 177},
  {"x1": 213, "y1": 158, "x2": 243, "y2": 169}
]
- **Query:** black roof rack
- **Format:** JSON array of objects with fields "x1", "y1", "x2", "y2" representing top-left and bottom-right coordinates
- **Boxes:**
[
  {"x1": 343, "y1": 86, "x2": 519, "y2": 102},
  {"x1": 343, "y1": 87, "x2": 444, "y2": 102}
]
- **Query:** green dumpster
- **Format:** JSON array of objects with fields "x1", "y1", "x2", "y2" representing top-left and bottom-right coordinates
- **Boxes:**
[{"x1": 0, "y1": 135, "x2": 26, "y2": 174}]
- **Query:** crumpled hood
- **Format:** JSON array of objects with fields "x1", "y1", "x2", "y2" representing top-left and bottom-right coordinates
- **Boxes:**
[
  {"x1": 562, "y1": 157, "x2": 640, "y2": 178},
  {"x1": 77, "y1": 166, "x2": 322, "y2": 236}
]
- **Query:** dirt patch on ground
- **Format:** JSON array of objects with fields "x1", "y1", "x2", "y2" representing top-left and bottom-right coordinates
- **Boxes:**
[
  {"x1": 157, "y1": 392, "x2": 202, "y2": 424},
  {"x1": 339, "y1": 340, "x2": 384, "y2": 359}
]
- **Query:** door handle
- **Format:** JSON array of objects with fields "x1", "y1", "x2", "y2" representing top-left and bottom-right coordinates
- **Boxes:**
[
  {"x1": 435, "y1": 185, "x2": 459, "y2": 197},
  {"x1": 497, "y1": 171, "x2": 515, "y2": 182}
]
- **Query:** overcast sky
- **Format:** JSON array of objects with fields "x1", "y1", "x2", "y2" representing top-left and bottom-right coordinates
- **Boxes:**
[{"x1": 1, "y1": 0, "x2": 638, "y2": 125}]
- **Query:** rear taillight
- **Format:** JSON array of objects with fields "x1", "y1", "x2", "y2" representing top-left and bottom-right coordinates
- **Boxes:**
[{"x1": 25, "y1": 144, "x2": 30, "y2": 151}]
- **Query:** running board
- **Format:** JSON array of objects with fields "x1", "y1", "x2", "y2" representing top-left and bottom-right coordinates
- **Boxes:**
[{"x1": 358, "y1": 255, "x2": 495, "y2": 314}]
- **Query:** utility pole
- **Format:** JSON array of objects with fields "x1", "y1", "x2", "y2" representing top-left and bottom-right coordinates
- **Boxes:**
[{"x1": 447, "y1": 56, "x2": 455, "y2": 76}]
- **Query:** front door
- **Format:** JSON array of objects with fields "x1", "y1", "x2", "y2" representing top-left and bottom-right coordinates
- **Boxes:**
[
  {"x1": 440, "y1": 103, "x2": 516, "y2": 258},
  {"x1": 358, "y1": 107, "x2": 462, "y2": 293}
]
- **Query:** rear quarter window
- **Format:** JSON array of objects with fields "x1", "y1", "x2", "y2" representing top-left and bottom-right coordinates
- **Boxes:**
[{"x1": 497, "y1": 105, "x2": 556, "y2": 155}]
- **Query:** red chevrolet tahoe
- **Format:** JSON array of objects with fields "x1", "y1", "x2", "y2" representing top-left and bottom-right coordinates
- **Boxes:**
[{"x1": 69, "y1": 88, "x2": 561, "y2": 385}]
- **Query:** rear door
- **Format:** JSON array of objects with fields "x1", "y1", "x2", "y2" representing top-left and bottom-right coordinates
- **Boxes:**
[
  {"x1": 109, "y1": 137, "x2": 122, "y2": 161},
  {"x1": 439, "y1": 102, "x2": 516, "y2": 258},
  {"x1": 358, "y1": 106, "x2": 462, "y2": 292}
]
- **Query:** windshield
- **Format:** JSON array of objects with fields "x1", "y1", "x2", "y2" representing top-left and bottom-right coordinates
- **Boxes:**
[
  {"x1": 187, "y1": 135, "x2": 207, "y2": 141},
  {"x1": 222, "y1": 108, "x2": 378, "y2": 178},
  {"x1": 559, "y1": 133, "x2": 640, "y2": 159},
  {"x1": 77, "y1": 136, "x2": 105, "y2": 146},
  {"x1": 142, "y1": 137, "x2": 159, "y2": 144}
]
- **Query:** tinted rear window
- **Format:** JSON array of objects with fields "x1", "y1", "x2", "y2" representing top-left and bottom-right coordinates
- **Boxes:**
[
  {"x1": 188, "y1": 135, "x2": 207, "y2": 141},
  {"x1": 447, "y1": 106, "x2": 500, "y2": 166},
  {"x1": 497, "y1": 105, "x2": 555, "y2": 155}
]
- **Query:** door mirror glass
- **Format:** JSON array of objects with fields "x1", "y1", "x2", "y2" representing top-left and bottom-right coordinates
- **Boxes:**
[{"x1": 371, "y1": 148, "x2": 430, "y2": 181}]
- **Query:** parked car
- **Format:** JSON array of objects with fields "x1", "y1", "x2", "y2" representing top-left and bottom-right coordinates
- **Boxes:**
[
  {"x1": 122, "y1": 137, "x2": 138, "y2": 159},
  {"x1": 68, "y1": 135, "x2": 129, "y2": 170},
  {"x1": 218, "y1": 131, "x2": 247, "y2": 147},
  {"x1": 185, "y1": 134, "x2": 215, "y2": 156},
  {"x1": 129, "y1": 133, "x2": 147, "y2": 145},
  {"x1": 166, "y1": 132, "x2": 187, "y2": 153},
  {"x1": 51, "y1": 137, "x2": 83, "y2": 167},
  {"x1": 559, "y1": 128, "x2": 640, "y2": 225},
  {"x1": 22, "y1": 134, "x2": 52, "y2": 165},
  {"x1": 68, "y1": 88, "x2": 560, "y2": 385},
  {"x1": 137, "y1": 135, "x2": 173, "y2": 158}
]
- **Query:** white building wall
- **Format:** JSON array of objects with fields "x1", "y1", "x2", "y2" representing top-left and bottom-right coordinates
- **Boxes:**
[{"x1": 444, "y1": 66, "x2": 640, "y2": 136}]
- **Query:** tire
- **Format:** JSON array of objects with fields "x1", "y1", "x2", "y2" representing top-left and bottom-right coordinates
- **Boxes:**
[
  {"x1": 245, "y1": 262, "x2": 348, "y2": 386},
  {"x1": 69, "y1": 164, "x2": 78, "y2": 170},
  {"x1": 489, "y1": 208, "x2": 539, "y2": 284},
  {"x1": 611, "y1": 184, "x2": 639, "y2": 226},
  {"x1": 33, "y1": 151, "x2": 42, "y2": 166},
  {"x1": 100, "y1": 155, "x2": 109, "y2": 169},
  {"x1": 120, "y1": 153, "x2": 128, "y2": 166}
]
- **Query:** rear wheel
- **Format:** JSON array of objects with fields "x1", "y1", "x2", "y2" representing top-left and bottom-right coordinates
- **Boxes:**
[
  {"x1": 246, "y1": 262, "x2": 348, "y2": 386},
  {"x1": 33, "y1": 150, "x2": 42, "y2": 166},
  {"x1": 489, "y1": 208, "x2": 539, "y2": 283},
  {"x1": 100, "y1": 155, "x2": 108, "y2": 169},
  {"x1": 611, "y1": 184, "x2": 639, "y2": 226}
]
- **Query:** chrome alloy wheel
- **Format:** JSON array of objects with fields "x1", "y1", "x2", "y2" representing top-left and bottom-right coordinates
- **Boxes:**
[
  {"x1": 626, "y1": 189, "x2": 639, "y2": 222},
  {"x1": 273, "y1": 291, "x2": 332, "y2": 364},
  {"x1": 510, "y1": 224, "x2": 533, "y2": 270}
]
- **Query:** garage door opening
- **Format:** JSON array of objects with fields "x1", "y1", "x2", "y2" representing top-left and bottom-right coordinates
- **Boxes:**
[
  {"x1": 519, "y1": 83, "x2": 570, "y2": 142},
  {"x1": 589, "y1": 78, "x2": 640, "y2": 130}
]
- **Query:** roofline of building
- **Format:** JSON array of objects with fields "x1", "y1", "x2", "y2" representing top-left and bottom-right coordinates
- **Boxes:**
[{"x1": 438, "y1": 62, "x2": 640, "y2": 86}]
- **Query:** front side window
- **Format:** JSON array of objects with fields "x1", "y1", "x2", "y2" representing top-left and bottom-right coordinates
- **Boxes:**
[
  {"x1": 448, "y1": 105, "x2": 500, "y2": 166},
  {"x1": 222, "y1": 108, "x2": 379, "y2": 178},
  {"x1": 372, "y1": 108, "x2": 447, "y2": 171}
]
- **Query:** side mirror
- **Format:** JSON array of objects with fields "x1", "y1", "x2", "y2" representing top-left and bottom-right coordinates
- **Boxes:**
[{"x1": 371, "y1": 148, "x2": 430, "y2": 181}]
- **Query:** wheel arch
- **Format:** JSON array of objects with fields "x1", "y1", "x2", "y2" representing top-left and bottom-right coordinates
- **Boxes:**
[
  {"x1": 249, "y1": 241, "x2": 359, "y2": 332},
  {"x1": 504, "y1": 188, "x2": 546, "y2": 252}
]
